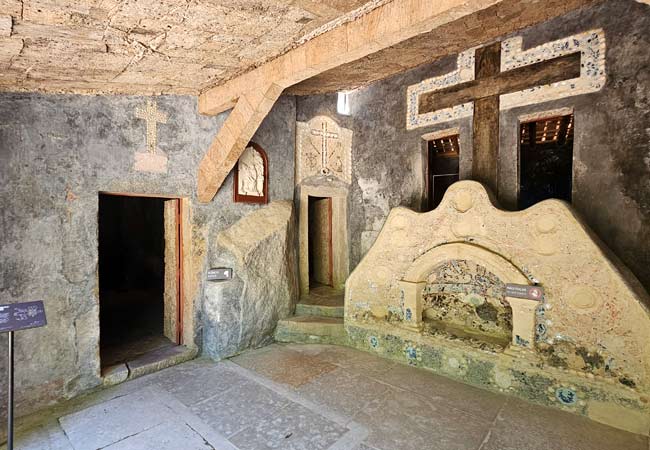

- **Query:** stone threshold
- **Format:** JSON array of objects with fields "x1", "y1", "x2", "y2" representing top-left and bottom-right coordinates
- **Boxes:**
[{"x1": 102, "y1": 344, "x2": 198, "y2": 387}]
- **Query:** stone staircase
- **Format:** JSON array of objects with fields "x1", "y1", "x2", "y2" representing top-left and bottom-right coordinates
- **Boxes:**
[{"x1": 274, "y1": 286, "x2": 347, "y2": 345}]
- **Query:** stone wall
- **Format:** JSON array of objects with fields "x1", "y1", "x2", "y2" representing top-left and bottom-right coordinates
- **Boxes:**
[
  {"x1": 295, "y1": 0, "x2": 650, "y2": 298},
  {"x1": 0, "y1": 93, "x2": 296, "y2": 418}
]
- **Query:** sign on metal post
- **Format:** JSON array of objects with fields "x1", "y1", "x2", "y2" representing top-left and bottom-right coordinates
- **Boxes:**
[
  {"x1": 1, "y1": 301, "x2": 47, "y2": 450},
  {"x1": 0, "y1": 301, "x2": 47, "y2": 333},
  {"x1": 505, "y1": 284, "x2": 544, "y2": 301}
]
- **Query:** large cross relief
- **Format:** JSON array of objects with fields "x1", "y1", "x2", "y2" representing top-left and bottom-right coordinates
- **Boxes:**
[
  {"x1": 296, "y1": 116, "x2": 352, "y2": 185},
  {"x1": 407, "y1": 30, "x2": 605, "y2": 194}
]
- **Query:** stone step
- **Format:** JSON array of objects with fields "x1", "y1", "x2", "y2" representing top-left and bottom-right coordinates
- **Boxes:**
[
  {"x1": 274, "y1": 316, "x2": 347, "y2": 345},
  {"x1": 295, "y1": 302, "x2": 344, "y2": 318}
]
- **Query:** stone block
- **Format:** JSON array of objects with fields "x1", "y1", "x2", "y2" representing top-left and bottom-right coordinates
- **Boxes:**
[{"x1": 203, "y1": 201, "x2": 299, "y2": 360}]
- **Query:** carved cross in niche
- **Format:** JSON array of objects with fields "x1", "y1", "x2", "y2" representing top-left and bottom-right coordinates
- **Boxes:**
[
  {"x1": 135, "y1": 99, "x2": 168, "y2": 154},
  {"x1": 310, "y1": 122, "x2": 339, "y2": 174},
  {"x1": 418, "y1": 42, "x2": 581, "y2": 194}
]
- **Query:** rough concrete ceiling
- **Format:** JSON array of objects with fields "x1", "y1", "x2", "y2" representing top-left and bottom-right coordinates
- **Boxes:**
[
  {"x1": 0, "y1": 0, "x2": 377, "y2": 95},
  {"x1": 287, "y1": 0, "x2": 599, "y2": 95}
]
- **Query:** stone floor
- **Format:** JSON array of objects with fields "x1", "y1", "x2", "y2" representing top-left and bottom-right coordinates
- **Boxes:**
[
  {"x1": 300, "y1": 285, "x2": 345, "y2": 307},
  {"x1": 4, "y1": 343, "x2": 648, "y2": 450}
]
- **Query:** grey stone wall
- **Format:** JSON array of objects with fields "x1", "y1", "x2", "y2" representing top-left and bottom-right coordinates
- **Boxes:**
[
  {"x1": 0, "y1": 93, "x2": 296, "y2": 417},
  {"x1": 296, "y1": 0, "x2": 650, "y2": 295}
]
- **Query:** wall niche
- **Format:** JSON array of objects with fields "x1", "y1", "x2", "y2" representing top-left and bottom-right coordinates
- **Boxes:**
[{"x1": 422, "y1": 259, "x2": 512, "y2": 349}]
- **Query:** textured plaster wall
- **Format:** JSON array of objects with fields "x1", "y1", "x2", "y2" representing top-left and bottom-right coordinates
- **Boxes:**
[
  {"x1": 296, "y1": 0, "x2": 650, "y2": 297},
  {"x1": 0, "y1": 93, "x2": 296, "y2": 418}
]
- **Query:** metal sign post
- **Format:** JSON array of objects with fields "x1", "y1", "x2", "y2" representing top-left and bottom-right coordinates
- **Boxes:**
[
  {"x1": 7, "y1": 331, "x2": 13, "y2": 450},
  {"x1": 0, "y1": 301, "x2": 47, "y2": 450}
]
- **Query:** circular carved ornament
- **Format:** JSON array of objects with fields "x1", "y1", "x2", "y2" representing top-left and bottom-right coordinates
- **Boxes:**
[
  {"x1": 453, "y1": 191, "x2": 474, "y2": 213},
  {"x1": 536, "y1": 216, "x2": 557, "y2": 234},
  {"x1": 565, "y1": 286, "x2": 602, "y2": 313}
]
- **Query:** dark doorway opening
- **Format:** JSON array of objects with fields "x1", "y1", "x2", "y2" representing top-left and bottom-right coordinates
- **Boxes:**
[
  {"x1": 426, "y1": 135, "x2": 460, "y2": 211},
  {"x1": 519, "y1": 114, "x2": 574, "y2": 209},
  {"x1": 308, "y1": 196, "x2": 333, "y2": 288},
  {"x1": 98, "y1": 193, "x2": 179, "y2": 369}
]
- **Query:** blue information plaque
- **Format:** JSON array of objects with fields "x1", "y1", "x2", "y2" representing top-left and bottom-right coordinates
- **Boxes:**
[{"x1": 0, "y1": 301, "x2": 47, "y2": 333}]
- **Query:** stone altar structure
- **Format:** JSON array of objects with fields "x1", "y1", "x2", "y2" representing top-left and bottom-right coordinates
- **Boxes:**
[{"x1": 345, "y1": 180, "x2": 650, "y2": 434}]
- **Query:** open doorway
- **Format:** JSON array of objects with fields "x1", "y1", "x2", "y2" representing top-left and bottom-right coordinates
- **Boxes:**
[
  {"x1": 519, "y1": 114, "x2": 574, "y2": 209},
  {"x1": 298, "y1": 185, "x2": 349, "y2": 300},
  {"x1": 98, "y1": 193, "x2": 182, "y2": 370},
  {"x1": 308, "y1": 196, "x2": 333, "y2": 288},
  {"x1": 425, "y1": 134, "x2": 460, "y2": 211}
]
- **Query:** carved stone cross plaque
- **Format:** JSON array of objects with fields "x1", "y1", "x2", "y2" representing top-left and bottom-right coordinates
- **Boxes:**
[
  {"x1": 296, "y1": 116, "x2": 352, "y2": 184},
  {"x1": 134, "y1": 99, "x2": 169, "y2": 173}
]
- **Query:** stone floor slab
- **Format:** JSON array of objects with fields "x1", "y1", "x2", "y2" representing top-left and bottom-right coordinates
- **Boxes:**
[
  {"x1": 190, "y1": 378, "x2": 291, "y2": 437},
  {"x1": 479, "y1": 397, "x2": 648, "y2": 450},
  {"x1": 2, "y1": 420, "x2": 73, "y2": 450},
  {"x1": 354, "y1": 385, "x2": 493, "y2": 450},
  {"x1": 296, "y1": 367, "x2": 391, "y2": 417},
  {"x1": 102, "y1": 421, "x2": 214, "y2": 450},
  {"x1": 58, "y1": 387, "x2": 180, "y2": 450},
  {"x1": 151, "y1": 362, "x2": 244, "y2": 406},
  {"x1": 231, "y1": 345, "x2": 338, "y2": 387},
  {"x1": 229, "y1": 402, "x2": 348, "y2": 450},
  {"x1": 378, "y1": 362, "x2": 506, "y2": 422}
]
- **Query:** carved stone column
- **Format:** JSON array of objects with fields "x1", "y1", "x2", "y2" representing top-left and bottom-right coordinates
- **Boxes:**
[
  {"x1": 507, "y1": 297, "x2": 540, "y2": 349},
  {"x1": 399, "y1": 280, "x2": 427, "y2": 331}
]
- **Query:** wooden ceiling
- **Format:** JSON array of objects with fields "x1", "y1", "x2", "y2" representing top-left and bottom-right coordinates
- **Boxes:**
[{"x1": 0, "y1": 0, "x2": 377, "y2": 95}]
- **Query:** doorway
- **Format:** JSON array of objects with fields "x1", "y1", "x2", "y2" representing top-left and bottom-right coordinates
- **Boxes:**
[
  {"x1": 519, "y1": 114, "x2": 574, "y2": 209},
  {"x1": 425, "y1": 134, "x2": 460, "y2": 211},
  {"x1": 98, "y1": 193, "x2": 182, "y2": 369},
  {"x1": 298, "y1": 185, "x2": 349, "y2": 298},
  {"x1": 308, "y1": 196, "x2": 333, "y2": 288}
]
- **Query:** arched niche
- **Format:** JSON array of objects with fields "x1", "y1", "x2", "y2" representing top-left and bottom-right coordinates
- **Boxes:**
[
  {"x1": 399, "y1": 243, "x2": 540, "y2": 351},
  {"x1": 233, "y1": 142, "x2": 268, "y2": 204}
]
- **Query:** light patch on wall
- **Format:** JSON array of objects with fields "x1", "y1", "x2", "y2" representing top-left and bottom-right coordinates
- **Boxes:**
[{"x1": 337, "y1": 91, "x2": 352, "y2": 116}]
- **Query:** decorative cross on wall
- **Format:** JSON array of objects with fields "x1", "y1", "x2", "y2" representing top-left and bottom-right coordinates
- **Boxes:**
[
  {"x1": 135, "y1": 99, "x2": 168, "y2": 154},
  {"x1": 417, "y1": 41, "x2": 582, "y2": 194},
  {"x1": 296, "y1": 115, "x2": 352, "y2": 185},
  {"x1": 310, "y1": 122, "x2": 339, "y2": 174}
]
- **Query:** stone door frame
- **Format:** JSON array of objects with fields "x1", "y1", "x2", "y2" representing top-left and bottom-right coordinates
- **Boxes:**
[
  {"x1": 298, "y1": 184, "x2": 349, "y2": 296},
  {"x1": 96, "y1": 192, "x2": 196, "y2": 369}
]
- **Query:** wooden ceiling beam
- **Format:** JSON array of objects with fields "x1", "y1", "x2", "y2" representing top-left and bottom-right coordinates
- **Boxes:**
[
  {"x1": 198, "y1": 0, "x2": 505, "y2": 116},
  {"x1": 195, "y1": 0, "x2": 508, "y2": 202}
]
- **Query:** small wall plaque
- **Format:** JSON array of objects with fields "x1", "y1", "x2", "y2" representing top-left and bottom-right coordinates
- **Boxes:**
[
  {"x1": 207, "y1": 268, "x2": 233, "y2": 282},
  {"x1": 505, "y1": 284, "x2": 544, "y2": 301},
  {"x1": 0, "y1": 301, "x2": 47, "y2": 333}
]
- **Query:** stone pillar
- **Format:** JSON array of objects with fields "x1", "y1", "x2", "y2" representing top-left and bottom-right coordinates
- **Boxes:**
[
  {"x1": 399, "y1": 280, "x2": 427, "y2": 331},
  {"x1": 507, "y1": 297, "x2": 539, "y2": 349}
]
